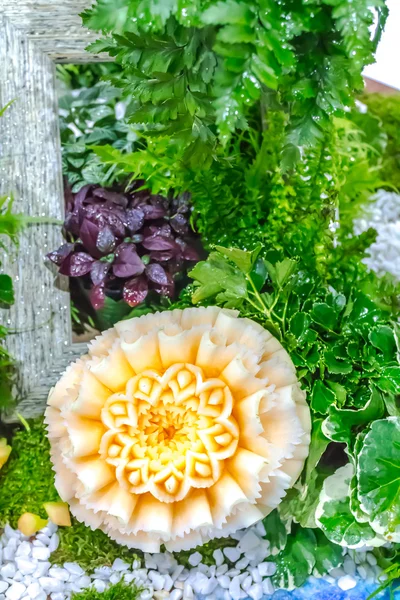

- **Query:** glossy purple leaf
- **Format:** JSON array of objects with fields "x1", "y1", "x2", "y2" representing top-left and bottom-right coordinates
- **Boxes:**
[
  {"x1": 149, "y1": 250, "x2": 176, "y2": 262},
  {"x1": 123, "y1": 276, "x2": 148, "y2": 307},
  {"x1": 90, "y1": 283, "x2": 105, "y2": 310},
  {"x1": 112, "y1": 243, "x2": 145, "y2": 278},
  {"x1": 74, "y1": 184, "x2": 93, "y2": 206},
  {"x1": 144, "y1": 223, "x2": 173, "y2": 238},
  {"x1": 146, "y1": 263, "x2": 168, "y2": 286},
  {"x1": 125, "y1": 208, "x2": 145, "y2": 233},
  {"x1": 61, "y1": 252, "x2": 94, "y2": 277},
  {"x1": 170, "y1": 213, "x2": 189, "y2": 235},
  {"x1": 47, "y1": 243, "x2": 74, "y2": 266},
  {"x1": 151, "y1": 271, "x2": 175, "y2": 298},
  {"x1": 96, "y1": 225, "x2": 116, "y2": 254},
  {"x1": 142, "y1": 235, "x2": 179, "y2": 252},
  {"x1": 79, "y1": 219, "x2": 101, "y2": 257},
  {"x1": 176, "y1": 239, "x2": 200, "y2": 261},
  {"x1": 64, "y1": 210, "x2": 81, "y2": 237},
  {"x1": 141, "y1": 204, "x2": 166, "y2": 220},
  {"x1": 90, "y1": 261, "x2": 110, "y2": 286},
  {"x1": 92, "y1": 187, "x2": 128, "y2": 208}
]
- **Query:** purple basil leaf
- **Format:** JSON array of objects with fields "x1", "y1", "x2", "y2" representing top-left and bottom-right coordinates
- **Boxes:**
[
  {"x1": 125, "y1": 208, "x2": 145, "y2": 233},
  {"x1": 144, "y1": 223, "x2": 172, "y2": 238},
  {"x1": 79, "y1": 219, "x2": 101, "y2": 258},
  {"x1": 74, "y1": 184, "x2": 93, "y2": 206},
  {"x1": 178, "y1": 240, "x2": 200, "y2": 261},
  {"x1": 64, "y1": 210, "x2": 81, "y2": 238},
  {"x1": 47, "y1": 243, "x2": 74, "y2": 266},
  {"x1": 149, "y1": 250, "x2": 176, "y2": 262},
  {"x1": 152, "y1": 271, "x2": 175, "y2": 298},
  {"x1": 91, "y1": 261, "x2": 110, "y2": 286},
  {"x1": 92, "y1": 188, "x2": 128, "y2": 208},
  {"x1": 90, "y1": 283, "x2": 105, "y2": 310},
  {"x1": 146, "y1": 263, "x2": 168, "y2": 286},
  {"x1": 112, "y1": 243, "x2": 145, "y2": 278},
  {"x1": 61, "y1": 252, "x2": 94, "y2": 277},
  {"x1": 123, "y1": 276, "x2": 148, "y2": 307},
  {"x1": 142, "y1": 235, "x2": 179, "y2": 252},
  {"x1": 170, "y1": 213, "x2": 189, "y2": 235},
  {"x1": 96, "y1": 225, "x2": 116, "y2": 254},
  {"x1": 141, "y1": 204, "x2": 166, "y2": 220}
]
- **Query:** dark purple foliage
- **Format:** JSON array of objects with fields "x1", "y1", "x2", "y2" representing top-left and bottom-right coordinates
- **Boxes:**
[{"x1": 47, "y1": 183, "x2": 200, "y2": 309}]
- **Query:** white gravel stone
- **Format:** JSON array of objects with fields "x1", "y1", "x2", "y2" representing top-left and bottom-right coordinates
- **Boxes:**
[
  {"x1": 48, "y1": 567, "x2": 69, "y2": 582},
  {"x1": 262, "y1": 578, "x2": 274, "y2": 595},
  {"x1": 338, "y1": 575, "x2": 357, "y2": 591},
  {"x1": 5, "y1": 583, "x2": 26, "y2": 600},
  {"x1": 64, "y1": 563, "x2": 85, "y2": 577},
  {"x1": 3, "y1": 547, "x2": 16, "y2": 562},
  {"x1": 36, "y1": 534, "x2": 51, "y2": 546},
  {"x1": 367, "y1": 553, "x2": 378, "y2": 566},
  {"x1": 343, "y1": 556, "x2": 356, "y2": 576},
  {"x1": 1, "y1": 564, "x2": 16, "y2": 579},
  {"x1": 38, "y1": 578, "x2": 63, "y2": 593},
  {"x1": 50, "y1": 594, "x2": 65, "y2": 600},
  {"x1": 235, "y1": 557, "x2": 250, "y2": 570},
  {"x1": 148, "y1": 571, "x2": 165, "y2": 591},
  {"x1": 15, "y1": 543, "x2": 31, "y2": 558},
  {"x1": 229, "y1": 575, "x2": 242, "y2": 600},
  {"x1": 169, "y1": 590, "x2": 183, "y2": 600},
  {"x1": 14, "y1": 559, "x2": 36, "y2": 576},
  {"x1": 183, "y1": 582, "x2": 194, "y2": 599},
  {"x1": 32, "y1": 562, "x2": 50, "y2": 579},
  {"x1": 0, "y1": 585, "x2": 8, "y2": 595},
  {"x1": 25, "y1": 582, "x2": 41, "y2": 599},
  {"x1": 48, "y1": 534, "x2": 59, "y2": 553},
  {"x1": 223, "y1": 547, "x2": 241, "y2": 563},
  {"x1": 258, "y1": 562, "x2": 276, "y2": 577},
  {"x1": 216, "y1": 564, "x2": 228, "y2": 576},
  {"x1": 171, "y1": 565, "x2": 184, "y2": 581},
  {"x1": 242, "y1": 575, "x2": 253, "y2": 591},
  {"x1": 248, "y1": 583, "x2": 263, "y2": 600},
  {"x1": 112, "y1": 558, "x2": 129, "y2": 572},
  {"x1": 144, "y1": 554, "x2": 158, "y2": 570},
  {"x1": 237, "y1": 530, "x2": 260, "y2": 552},
  {"x1": 187, "y1": 552, "x2": 202, "y2": 567},
  {"x1": 31, "y1": 547, "x2": 50, "y2": 561},
  {"x1": 92, "y1": 580, "x2": 106, "y2": 593},
  {"x1": 213, "y1": 549, "x2": 224, "y2": 567},
  {"x1": 109, "y1": 573, "x2": 121, "y2": 585},
  {"x1": 217, "y1": 575, "x2": 230, "y2": 589},
  {"x1": 163, "y1": 574, "x2": 173, "y2": 592},
  {"x1": 250, "y1": 567, "x2": 262, "y2": 583}
]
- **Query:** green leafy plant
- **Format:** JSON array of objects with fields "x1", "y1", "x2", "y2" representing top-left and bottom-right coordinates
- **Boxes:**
[
  {"x1": 71, "y1": 581, "x2": 142, "y2": 600},
  {"x1": 81, "y1": 0, "x2": 387, "y2": 170}
]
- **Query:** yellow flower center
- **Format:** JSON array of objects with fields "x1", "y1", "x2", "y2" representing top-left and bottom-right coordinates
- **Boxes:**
[{"x1": 100, "y1": 363, "x2": 239, "y2": 502}]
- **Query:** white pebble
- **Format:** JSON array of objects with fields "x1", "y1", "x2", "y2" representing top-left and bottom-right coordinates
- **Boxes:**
[
  {"x1": 3, "y1": 548, "x2": 16, "y2": 562},
  {"x1": 169, "y1": 590, "x2": 183, "y2": 600},
  {"x1": 112, "y1": 558, "x2": 129, "y2": 572},
  {"x1": 255, "y1": 521, "x2": 266, "y2": 537},
  {"x1": 5, "y1": 583, "x2": 26, "y2": 600},
  {"x1": 213, "y1": 549, "x2": 224, "y2": 567},
  {"x1": 223, "y1": 547, "x2": 241, "y2": 563},
  {"x1": 228, "y1": 576, "x2": 242, "y2": 600},
  {"x1": 250, "y1": 567, "x2": 262, "y2": 583},
  {"x1": 0, "y1": 584, "x2": 8, "y2": 595},
  {"x1": 217, "y1": 575, "x2": 230, "y2": 589},
  {"x1": 16, "y1": 543, "x2": 31, "y2": 558},
  {"x1": 216, "y1": 564, "x2": 228, "y2": 576},
  {"x1": 163, "y1": 575, "x2": 173, "y2": 592},
  {"x1": 64, "y1": 563, "x2": 84, "y2": 577},
  {"x1": 171, "y1": 565, "x2": 184, "y2": 581},
  {"x1": 15, "y1": 559, "x2": 36, "y2": 576},
  {"x1": 25, "y1": 582, "x2": 40, "y2": 598},
  {"x1": 76, "y1": 576, "x2": 91, "y2": 588},
  {"x1": 258, "y1": 562, "x2": 276, "y2": 577},
  {"x1": 4, "y1": 525, "x2": 19, "y2": 539},
  {"x1": 38, "y1": 578, "x2": 63, "y2": 593},
  {"x1": 1, "y1": 564, "x2": 16, "y2": 579},
  {"x1": 183, "y1": 582, "x2": 194, "y2": 599},
  {"x1": 109, "y1": 573, "x2": 121, "y2": 585},
  {"x1": 237, "y1": 531, "x2": 260, "y2": 552},
  {"x1": 48, "y1": 534, "x2": 59, "y2": 553},
  {"x1": 36, "y1": 534, "x2": 51, "y2": 546},
  {"x1": 188, "y1": 552, "x2": 202, "y2": 567},
  {"x1": 149, "y1": 571, "x2": 165, "y2": 591},
  {"x1": 201, "y1": 577, "x2": 218, "y2": 595},
  {"x1": 242, "y1": 575, "x2": 253, "y2": 591},
  {"x1": 144, "y1": 554, "x2": 158, "y2": 570},
  {"x1": 48, "y1": 567, "x2": 69, "y2": 582},
  {"x1": 50, "y1": 594, "x2": 65, "y2": 600},
  {"x1": 32, "y1": 562, "x2": 50, "y2": 578},
  {"x1": 235, "y1": 557, "x2": 250, "y2": 570},
  {"x1": 31, "y1": 547, "x2": 50, "y2": 561},
  {"x1": 367, "y1": 553, "x2": 378, "y2": 566},
  {"x1": 248, "y1": 583, "x2": 263, "y2": 600},
  {"x1": 92, "y1": 580, "x2": 106, "y2": 593},
  {"x1": 343, "y1": 556, "x2": 356, "y2": 575},
  {"x1": 262, "y1": 578, "x2": 275, "y2": 595},
  {"x1": 338, "y1": 575, "x2": 357, "y2": 591},
  {"x1": 357, "y1": 565, "x2": 368, "y2": 579}
]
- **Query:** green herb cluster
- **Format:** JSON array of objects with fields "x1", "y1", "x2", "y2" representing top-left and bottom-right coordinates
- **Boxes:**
[
  {"x1": 71, "y1": 581, "x2": 141, "y2": 600},
  {"x1": 81, "y1": 0, "x2": 387, "y2": 170}
]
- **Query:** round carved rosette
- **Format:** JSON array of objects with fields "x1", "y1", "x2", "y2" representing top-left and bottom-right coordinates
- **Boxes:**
[{"x1": 45, "y1": 307, "x2": 311, "y2": 551}]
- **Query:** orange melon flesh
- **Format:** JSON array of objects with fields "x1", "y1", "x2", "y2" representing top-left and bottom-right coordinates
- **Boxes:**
[
  {"x1": 43, "y1": 501, "x2": 71, "y2": 526},
  {"x1": 18, "y1": 512, "x2": 48, "y2": 536},
  {"x1": 0, "y1": 438, "x2": 11, "y2": 468}
]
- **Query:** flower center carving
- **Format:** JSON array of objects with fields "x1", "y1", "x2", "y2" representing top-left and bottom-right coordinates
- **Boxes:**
[{"x1": 100, "y1": 363, "x2": 239, "y2": 502}]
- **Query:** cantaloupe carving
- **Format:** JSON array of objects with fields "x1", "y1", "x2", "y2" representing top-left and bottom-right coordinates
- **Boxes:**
[
  {"x1": 18, "y1": 513, "x2": 48, "y2": 536},
  {"x1": 0, "y1": 438, "x2": 11, "y2": 469},
  {"x1": 43, "y1": 501, "x2": 71, "y2": 526},
  {"x1": 45, "y1": 307, "x2": 311, "y2": 551}
]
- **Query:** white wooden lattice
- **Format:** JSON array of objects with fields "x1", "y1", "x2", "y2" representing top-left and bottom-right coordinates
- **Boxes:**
[{"x1": 0, "y1": 2, "x2": 99, "y2": 417}]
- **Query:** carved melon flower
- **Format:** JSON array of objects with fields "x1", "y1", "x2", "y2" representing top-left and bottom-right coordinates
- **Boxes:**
[{"x1": 45, "y1": 307, "x2": 311, "y2": 552}]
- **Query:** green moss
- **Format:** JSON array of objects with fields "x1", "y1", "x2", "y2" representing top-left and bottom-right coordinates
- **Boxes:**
[
  {"x1": 173, "y1": 536, "x2": 237, "y2": 568},
  {"x1": 0, "y1": 419, "x2": 59, "y2": 527},
  {"x1": 71, "y1": 581, "x2": 142, "y2": 600},
  {"x1": 360, "y1": 92, "x2": 400, "y2": 190},
  {"x1": 51, "y1": 519, "x2": 139, "y2": 571}
]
